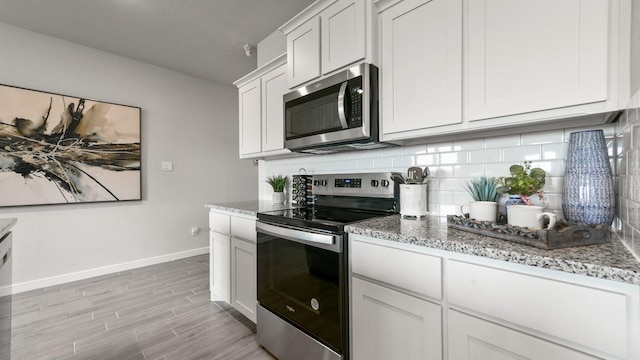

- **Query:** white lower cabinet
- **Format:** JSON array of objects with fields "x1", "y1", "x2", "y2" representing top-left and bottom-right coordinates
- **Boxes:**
[
  {"x1": 349, "y1": 234, "x2": 640, "y2": 360},
  {"x1": 231, "y1": 237, "x2": 257, "y2": 323},
  {"x1": 448, "y1": 310, "x2": 599, "y2": 360},
  {"x1": 351, "y1": 277, "x2": 442, "y2": 360},
  {"x1": 209, "y1": 209, "x2": 257, "y2": 323}
]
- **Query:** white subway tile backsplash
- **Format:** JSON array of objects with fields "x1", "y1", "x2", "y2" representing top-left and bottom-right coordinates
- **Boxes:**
[
  {"x1": 392, "y1": 156, "x2": 415, "y2": 167},
  {"x1": 415, "y1": 154, "x2": 439, "y2": 166},
  {"x1": 468, "y1": 148, "x2": 502, "y2": 164},
  {"x1": 373, "y1": 157, "x2": 393, "y2": 168},
  {"x1": 543, "y1": 176, "x2": 563, "y2": 193},
  {"x1": 356, "y1": 158, "x2": 374, "y2": 169},
  {"x1": 431, "y1": 165, "x2": 455, "y2": 178},
  {"x1": 402, "y1": 144, "x2": 427, "y2": 155},
  {"x1": 485, "y1": 134, "x2": 520, "y2": 149},
  {"x1": 522, "y1": 130, "x2": 564, "y2": 145},
  {"x1": 502, "y1": 145, "x2": 542, "y2": 162},
  {"x1": 453, "y1": 138, "x2": 484, "y2": 151},
  {"x1": 432, "y1": 190, "x2": 454, "y2": 204},
  {"x1": 441, "y1": 151, "x2": 468, "y2": 164},
  {"x1": 438, "y1": 177, "x2": 463, "y2": 191},
  {"x1": 364, "y1": 149, "x2": 385, "y2": 159},
  {"x1": 383, "y1": 146, "x2": 405, "y2": 157},
  {"x1": 453, "y1": 164, "x2": 484, "y2": 178},
  {"x1": 427, "y1": 142, "x2": 453, "y2": 153},
  {"x1": 453, "y1": 191, "x2": 473, "y2": 205},
  {"x1": 542, "y1": 143, "x2": 568, "y2": 160},
  {"x1": 484, "y1": 163, "x2": 512, "y2": 177},
  {"x1": 531, "y1": 160, "x2": 565, "y2": 177},
  {"x1": 438, "y1": 204, "x2": 459, "y2": 217}
]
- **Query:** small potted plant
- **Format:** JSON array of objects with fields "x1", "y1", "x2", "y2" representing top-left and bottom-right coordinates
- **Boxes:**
[
  {"x1": 496, "y1": 161, "x2": 546, "y2": 206},
  {"x1": 462, "y1": 177, "x2": 499, "y2": 222},
  {"x1": 266, "y1": 175, "x2": 287, "y2": 204},
  {"x1": 496, "y1": 162, "x2": 553, "y2": 229}
]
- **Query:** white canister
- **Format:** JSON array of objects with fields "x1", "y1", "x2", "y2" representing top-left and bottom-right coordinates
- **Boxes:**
[{"x1": 400, "y1": 184, "x2": 428, "y2": 218}]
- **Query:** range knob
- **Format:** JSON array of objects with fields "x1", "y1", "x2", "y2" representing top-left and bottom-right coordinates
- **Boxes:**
[
  {"x1": 313, "y1": 180, "x2": 320, "y2": 186},
  {"x1": 370, "y1": 179, "x2": 379, "y2": 187},
  {"x1": 320, "y1": 180, "x2": 327, "y2": 186},
  {"x1": 381, "y1": 179, "x2": 390, "y2": 188}
]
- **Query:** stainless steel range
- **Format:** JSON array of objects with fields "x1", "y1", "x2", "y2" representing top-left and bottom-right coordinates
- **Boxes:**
[{"x1": 256, "y1": 172, "x2": 397, "y2": 360}]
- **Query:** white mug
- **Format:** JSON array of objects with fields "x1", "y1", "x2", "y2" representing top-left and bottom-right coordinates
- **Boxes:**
[
  {"x1": 507, "y1": 205, "x2": 557, "y2": 230},
  {"x1": 460, "y1": 201, "x2": 497, "y2": 223}
]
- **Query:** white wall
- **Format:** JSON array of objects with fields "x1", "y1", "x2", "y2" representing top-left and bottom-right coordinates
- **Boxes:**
[
  {"x1": 0, "y1": 22, "x2": 258, "y2": 292},
  {"x1": 257, "y1": 30, "x2": 286, "y2": 68}
]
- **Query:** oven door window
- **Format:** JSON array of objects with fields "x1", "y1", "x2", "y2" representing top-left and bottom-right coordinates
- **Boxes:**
[{"x1": 257, "y1": 233, "x2": 344, "y2": 353}]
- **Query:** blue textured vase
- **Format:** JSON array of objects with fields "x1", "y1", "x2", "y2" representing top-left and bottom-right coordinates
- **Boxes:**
[{"x1": 562, "y1": 130, "x2": 614, "y2": 225}]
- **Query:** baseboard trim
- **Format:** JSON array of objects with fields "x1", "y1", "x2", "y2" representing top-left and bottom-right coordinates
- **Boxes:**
[{"x1": 2, "y1": 247, "x2": 209, "y2": 296}]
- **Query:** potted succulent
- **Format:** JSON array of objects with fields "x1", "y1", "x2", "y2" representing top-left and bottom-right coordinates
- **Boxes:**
[
  {"x1": 462, "y1": 177, "x2": 499, "y2": 222},
  {"x1": 496, "y1": 162, "x2": 553, "y2": 229},
  {"x1": 266, "y1": 175, "x2": 287, "y2": 203}
]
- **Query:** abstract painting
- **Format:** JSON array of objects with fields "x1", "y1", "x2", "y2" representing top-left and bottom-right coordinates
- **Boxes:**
[{"x1": 0, "y1": 84, "x2": 141, "y2": 207}]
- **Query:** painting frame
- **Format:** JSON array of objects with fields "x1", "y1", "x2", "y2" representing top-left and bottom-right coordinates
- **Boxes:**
[{"x1": 0, "y1": 83, "x2": 142, "y2": 207}]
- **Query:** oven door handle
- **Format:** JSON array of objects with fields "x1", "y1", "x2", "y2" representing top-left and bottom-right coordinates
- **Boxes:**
[{"x1": 257, "y1": 221, "x2": 341, "y2": 248}]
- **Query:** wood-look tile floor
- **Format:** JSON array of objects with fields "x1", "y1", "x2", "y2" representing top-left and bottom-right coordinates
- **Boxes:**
[{"x1": 10, "y1": 254, "x2": 275, "y2": 360}]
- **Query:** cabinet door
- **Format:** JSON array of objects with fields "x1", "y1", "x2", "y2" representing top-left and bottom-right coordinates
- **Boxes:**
[
  {"x1": 466, "y1": 0, "x2": 609, "y2": 121},
  {"x1": 261, "y1": 64, "x2": 287, "y2": 153},
  {"x1": 448, "y1": 310, "x2": 599, "y2": 360},
  {"x1": 351, "y1": 277, "x2": 441, "y2": 360},
  {"x1": 287, "y1": 17, "x2": 321, "y2": 88},
  {"x1": 321, "y1": 0, "x2": 366, "y2": 74},
  {"x1": 238, "y1": 78, "x2": 262, "y2": 156},
  {"x1": 380, "y1": 0, "x2": 462, "y2": 136},
  {"x1": 231, "y1": 237, "x2": 257, "y2": 323},
  {"x1": 210, "y1": 231, "x2": 231, "y2": 303}
]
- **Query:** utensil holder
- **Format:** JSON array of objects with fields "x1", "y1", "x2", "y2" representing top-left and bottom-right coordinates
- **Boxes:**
[{"x1": 400, "y1": 184, "x2": 428, "y2": 218}]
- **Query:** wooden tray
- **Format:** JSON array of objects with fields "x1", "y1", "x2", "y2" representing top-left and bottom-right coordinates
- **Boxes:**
[{"x1": 446, "y1": 215, "x2": 610, "y2": 249}]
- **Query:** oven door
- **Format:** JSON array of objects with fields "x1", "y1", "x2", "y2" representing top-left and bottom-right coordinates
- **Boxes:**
[{"x1": 256, "y1": 221, "x2": 346, "y2": 354}]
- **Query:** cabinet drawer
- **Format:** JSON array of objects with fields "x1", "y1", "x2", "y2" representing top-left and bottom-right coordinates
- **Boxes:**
[
  {"x1": 231, "y1": 216, "x2": 256, "y2": 242},
  {"x1": 209, "y1": 211, "x2": 230, "y2": 234},
  {"x1": 351, "y1": 239, "x2": 442, "y2": 300},
  {"x1": 447, "y1": 259, "x2": 628, "y2": 358}
]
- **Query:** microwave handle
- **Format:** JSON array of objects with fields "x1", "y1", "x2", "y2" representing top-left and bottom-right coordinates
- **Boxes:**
[{"x1": 337, "y1": 81, "x2": 349, "y2": 129}]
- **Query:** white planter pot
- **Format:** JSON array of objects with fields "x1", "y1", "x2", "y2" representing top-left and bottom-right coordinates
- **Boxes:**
[
  {"x1": 272, "y1": 192, "x2": 285, "y2": 204},
  {"x1": 507, "y1": 205, "x2": 557, "y2": 230},
  {"x1": 461, "y1": 201, "x2": 497, "y2": 223}
]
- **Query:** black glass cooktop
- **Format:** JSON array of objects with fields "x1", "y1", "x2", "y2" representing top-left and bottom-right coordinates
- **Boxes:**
[{"x1": 258, "y1": 205, "x2": 391, "y2": 234}]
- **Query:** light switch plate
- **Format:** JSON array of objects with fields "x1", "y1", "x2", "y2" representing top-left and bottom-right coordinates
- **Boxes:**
[{"x1": 161, "y1": 161, "x2": 173, "y2": 171}]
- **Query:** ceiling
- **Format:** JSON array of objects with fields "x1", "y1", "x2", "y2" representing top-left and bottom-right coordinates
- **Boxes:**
[{"x1": 0, "y1": 0, "x2": 315, "y2": 85}]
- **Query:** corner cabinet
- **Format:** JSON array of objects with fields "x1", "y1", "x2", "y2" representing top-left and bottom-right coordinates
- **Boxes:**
[
  {"x1": 209, "y1": 209, "x2": 257, "y2": 323},
  {"x1": 377, "y1": 0, "x2": 631, "y2": 141},
  {"x1": 280, "y1": 0, "x2": 375, "y2": 89},
  {"x1": 233, "y1": 54, "x2": 289, "y2": 159},
  {"x1": 349, "y1": 234, "x2": 640, "y2": 360}
]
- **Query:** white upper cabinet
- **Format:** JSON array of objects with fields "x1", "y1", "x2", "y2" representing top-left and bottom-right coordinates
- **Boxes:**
[
  {"x1": 466, "y1": 0, "x2": 609, "y2": 121},
  {"x1": 280, "y1": 0, "x2": 374, "y2": 89},
  {"x1": 378, "y1": 0, "x2": 630, "y2": 142},
  {"x1": 379, "y1": 0, "x2": 462, "y2": 135},
  {"x1": 234, "y1": 54, "x2": 289, "y2": 159},
  {"x1": 321, "y1": 0, "x2": 366, "y2": 74},
  {"x1": 286, "y1": 17, "x2": 321, "y2": 88},
  {"x1": 238, "y1": 78, "x2": 262, "y2": 156},
  {"x1": 261, "y1": 63, "x2": 287, "y2": 152}
]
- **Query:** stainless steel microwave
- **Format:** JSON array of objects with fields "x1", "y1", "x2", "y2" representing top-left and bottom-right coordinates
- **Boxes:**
[{"x1": 284, "y1": 63, "x2": 388, "y2": 154}]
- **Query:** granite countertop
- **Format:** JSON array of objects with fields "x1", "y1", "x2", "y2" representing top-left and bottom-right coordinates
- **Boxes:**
[
  {"x1": 205, "y1": 201, "x2": 293, "y2": 217},
  {"x1": 346, "y1": 215, "x2": 640, "y2": 285},
  {"x1": 0, "y1": 218, "x2": 17, "y2": 239}
]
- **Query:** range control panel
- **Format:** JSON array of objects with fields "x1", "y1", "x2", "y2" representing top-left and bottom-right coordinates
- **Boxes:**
[{"x1": 312, "y1": 172, "x2": 395, "y2": 198}]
